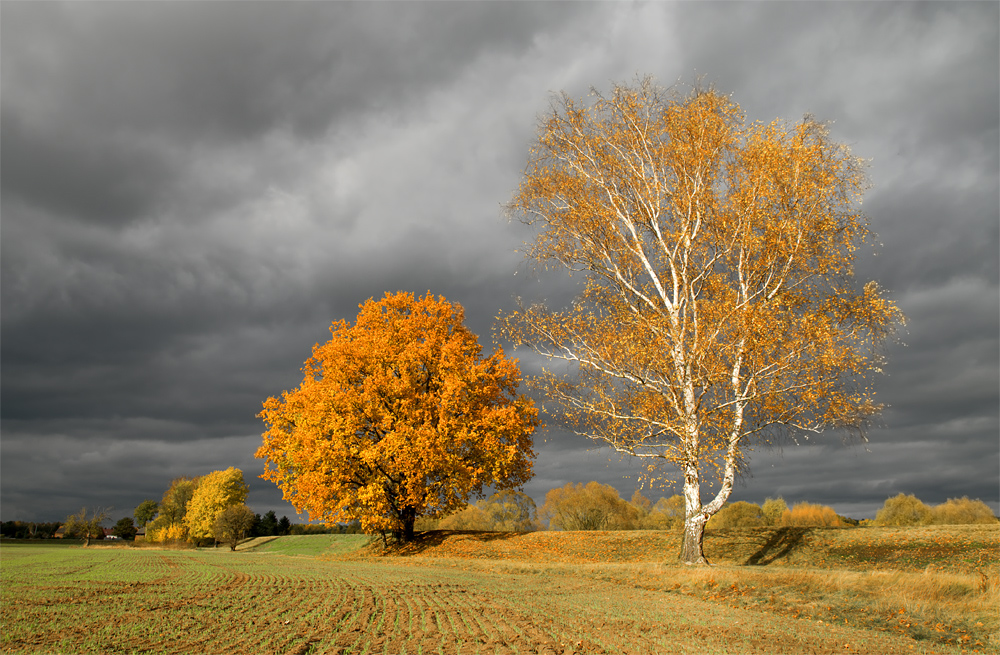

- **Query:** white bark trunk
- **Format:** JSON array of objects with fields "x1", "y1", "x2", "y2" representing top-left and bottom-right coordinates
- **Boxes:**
[
  {"x1": 681, "y1": 514, "x2": 708, "y2": 565},
  {"x1": 680, "y1": 461, "x2": 709, "y2": 564}
]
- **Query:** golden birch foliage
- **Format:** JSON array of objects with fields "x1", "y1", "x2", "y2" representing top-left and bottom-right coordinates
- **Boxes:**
[
  {"x1": 163, "y1": 523, "x2": 187, "y2": 542},
  {"x1": 501, "y1": 77, "x2": 903, "y2": 562},
  {"x1": 146, "y1": 521, "x2": 187, "y2": 543},
  {"x1": 184, "y1": 467, "x2": 249, "y2": 540},
  {"x1": 256, "y1": 291, "x2": 539, "y2": 539},
  {"x1": 145, "y1": 525, "x2": 162, "y2": 543},
  {"x1": 146, "y1": 477, "x2": 197, "y2": 542}
]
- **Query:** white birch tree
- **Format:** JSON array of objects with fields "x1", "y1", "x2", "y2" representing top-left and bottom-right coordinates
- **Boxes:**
[{"x1": 500, "y1": 78, "x2": 903, "y2": 564}]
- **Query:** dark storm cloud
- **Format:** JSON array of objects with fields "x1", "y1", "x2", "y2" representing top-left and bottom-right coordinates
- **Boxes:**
[
  {"x1": 885, "y1": 279, "x2": 998, "y2": 419},
  {"x1": 0, "y1": 431, "x2": 275, "y2": 521},
  {"x1": 0, "y1": 113, "x2": 173, "y2": 227},
  {"x1": 1, "y1": 1, "x2": 588, "y2": 229},
  {"x1": 1, "y1": 2, "x2": 996, "y2": 522},
  {"x1": 0, "y1": 0, "x2": 594, "y2": 520}
]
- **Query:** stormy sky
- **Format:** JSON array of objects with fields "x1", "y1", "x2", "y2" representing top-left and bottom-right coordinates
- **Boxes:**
[{"x1": 2, "y1": 2, "x2": 997, "y2": 524}]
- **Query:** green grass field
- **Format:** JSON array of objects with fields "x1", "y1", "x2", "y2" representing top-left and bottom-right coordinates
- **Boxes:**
[{"x1": 1, "y1": 525, "x2": 997, "y2": 654}]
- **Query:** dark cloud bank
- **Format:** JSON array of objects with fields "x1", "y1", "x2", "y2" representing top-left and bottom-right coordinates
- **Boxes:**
[{"x1": 2, "y1": 2, "x2": 997, "y2": 523}]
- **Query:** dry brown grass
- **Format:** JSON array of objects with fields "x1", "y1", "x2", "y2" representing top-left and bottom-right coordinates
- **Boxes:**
[
  {"x1": 364, "y1": 523, "x2": 1000, "y2": 651},
  {"x1": 627, "y1": 564, "x2": 999, "y2": 651}
]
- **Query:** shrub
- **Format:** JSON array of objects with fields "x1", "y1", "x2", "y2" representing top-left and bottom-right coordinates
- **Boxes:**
[
  {"x1": 708, "y1": 501, "x2": 766, "y2": 528},
  {"x1": 480, "y1": 490, "x2": 537, "y2": 532},
  {"x1": 874, "y1": 493, "x2": 933, "y2": 526},
  {"x1": 630, "y1": 490, "x2": 652, "y2": 515},
  {"x1": 434, "y1": 491, "x2": 538, "y2": 532},
  {"x1": 640, "y1": 494, "x2": 684, "y2": 530},
  {"x1": 762, "y1": 497, "x2": 789, "y2": 526},
  {"x1": 437, "y1": 505, "x2": 492, "y2": 531},
  {"x1": 541, "y1": 482, "x2": 638, "y2": 530},
  {"x1": 780, "y1": 502, "x2": 843, "y2": 527},
  {"x1": 930, "y1": 497, "x2": 998, "y2": 525},
  {"x1": 146, "y1": 520, "x2": 188, "y2": 543},
  {"x1": 111, "y1": 517, "x2": 138, "y2": 541}
]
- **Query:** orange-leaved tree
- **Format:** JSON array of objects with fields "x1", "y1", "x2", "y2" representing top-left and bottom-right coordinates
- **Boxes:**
[
  {"x1": 257, "y1": 291, "x2": 539, "y2": 542},
  {"x1": 500, "y1": 77, "x2": 904, "y2": 564}
]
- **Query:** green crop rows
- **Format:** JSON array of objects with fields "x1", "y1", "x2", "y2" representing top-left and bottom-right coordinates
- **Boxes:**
[{"x1": 2, "y1": 534, "x2": 990, "y2": 654}]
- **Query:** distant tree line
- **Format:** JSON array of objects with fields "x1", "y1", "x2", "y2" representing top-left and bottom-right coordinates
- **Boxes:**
[
  {"x1": 134, "y1": 468, "x2": 327, "y2": 550},
  {"x1": 8, "y1": 467, "x2": 328, "y2": 550},
  {"x1": 0, "y1": 521, "x2": 62, "y2": 539},
  {"x1": 416, "y1": 484, "x2": 840, "y2": 532},
  {"x1": 287, "y1": 521, "x2": 365, "y2": 535},
  {"x1": 414, "y1": 483, "x2": 997, "y2": 533},
  {"x1": 871, "y1": 494, "x2": 997, "y2": 527},
  {"x1": 5, "y1": 487, "x2": 991, "y2": 545},
  {"x1": 248, "y1": 510, "x2": 291, "y2": 538},
  {"x1": 419, "y1": 490, "x2": 539, "y2": 532}
]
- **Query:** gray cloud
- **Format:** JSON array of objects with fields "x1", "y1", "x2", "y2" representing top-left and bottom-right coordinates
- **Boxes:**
[
  {"x1": 0, "y1": 113, "x2": 174, "y2": 227},
  {"x1": 0, "y1": 2, "x2": 588, "y2": 142}
]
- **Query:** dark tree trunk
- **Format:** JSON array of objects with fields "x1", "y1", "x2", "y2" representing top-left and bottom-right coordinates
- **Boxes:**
[{"x1": 400, "y1": 506, "x2": 417, "y2": 542}]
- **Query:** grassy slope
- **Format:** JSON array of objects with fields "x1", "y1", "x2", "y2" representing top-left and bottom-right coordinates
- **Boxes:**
[
  {"x1": 359, "y1": 524, "x2": 998, "y2": 571},
  {"x1": 239, "y1": 533, "x2": 369, "y2": 557},
  {"x1": 353, "y1": 524, "x2": 999, "y2": 652}
]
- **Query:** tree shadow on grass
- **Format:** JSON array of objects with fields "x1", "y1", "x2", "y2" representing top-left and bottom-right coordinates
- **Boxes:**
[
  {"x1": 382, "y1": 530, "x2": 523, "y2": 556},
  {"x1": 744, "y1": 527, "x2": 811, "y2": 566}
]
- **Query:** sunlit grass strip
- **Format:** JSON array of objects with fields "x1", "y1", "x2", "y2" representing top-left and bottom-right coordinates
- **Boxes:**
[{"x1": 573, "y1": 562, "x2": 999, "y2": 651}]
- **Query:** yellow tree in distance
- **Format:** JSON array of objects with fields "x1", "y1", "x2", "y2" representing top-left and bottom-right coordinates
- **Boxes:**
[
  {"x1": 501, "y1": 77, "x2": 904, "y2": 564},
  {"x1": 184, "y1": 467, "x2": 249, "y2": 542},
  {"x1": 257, "y1": 291, "x2": 539, "y2": 542},
  {"x1": 145, "y1": 477, "x2": 196, "y2": 543}
]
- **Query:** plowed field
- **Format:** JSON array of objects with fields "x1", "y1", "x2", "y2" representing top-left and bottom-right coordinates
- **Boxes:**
[{"x1": 2, "y1": 527, "x2": 996, "y2": 654}]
